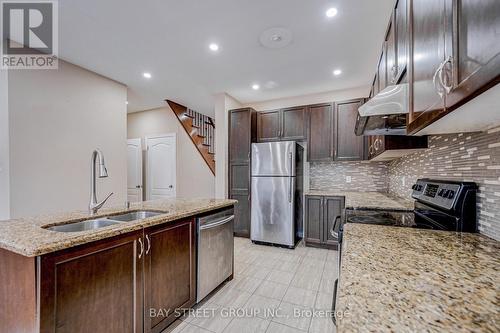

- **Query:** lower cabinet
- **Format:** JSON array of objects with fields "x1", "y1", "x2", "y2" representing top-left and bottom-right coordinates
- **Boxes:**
[
  {"x1": 39, "y1": 231, "x2": 144, "y2": 333},
  {"x1": 39, "y1": 218, "x2": 196, "y2": 333},
  {"x1": 144, "y1": 219, "x2": 196, "y2": 333},
  {"x1": 304, "y1": 195, "x2": 345, "y2": 249}
]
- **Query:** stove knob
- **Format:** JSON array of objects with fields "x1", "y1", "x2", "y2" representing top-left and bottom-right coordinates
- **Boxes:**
[
  {"x1": 438, "y1": 189, "x2": 445, "y2": 197},
  {"x1": 447, "y1": 190, "x2": 455, "y2": 199},
  {"x1": 442, "y1": 190, "x2": 450, "y2": 198},
  {"x1": 418, "y1": 185, "x2": 424, "y2": 191},
  {"x1": 412, "y1": 184, "x2": 418, "y2": 190}
]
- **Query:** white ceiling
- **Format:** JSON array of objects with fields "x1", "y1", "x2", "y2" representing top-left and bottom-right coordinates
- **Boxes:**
[{"x1": 58, "y1": 0, "x2": 395, "y2": 116}]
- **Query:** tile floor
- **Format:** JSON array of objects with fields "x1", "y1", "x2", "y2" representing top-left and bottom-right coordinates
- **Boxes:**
[{"x1": 164, "y1": 237, "x2": 338, "y2": 333}]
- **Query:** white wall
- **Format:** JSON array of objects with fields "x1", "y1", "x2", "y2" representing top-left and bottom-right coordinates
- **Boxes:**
[
  {"x1": 127, "y1": 106, "x2": 215, "y2": 198},
  {"x1": 8, "y1": 61, "x2": 128, "y2": 217},
  {"x1": 243, "y1": 86, "x2": 369, "y2": 111},
  {"x1": 0, "y1": 69, "x2": 9, "y2": 220},
  {"x1": 214, "y1": 93, "x2": 242, "y2": 199}
]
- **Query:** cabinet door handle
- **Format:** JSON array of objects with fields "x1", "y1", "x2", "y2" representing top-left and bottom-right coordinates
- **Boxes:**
[
  {"x1": 145, "y1": 235, "x2": 151, "y2": 255},
  {"x1": 433, "y1": 60, "x2": 447, "y2": 99},
  {"x1": 138, "y1": 238, "x2": 144, "y2": 259},
  {"x1": 439, "y1": 56, "x2": 454, "y2": 94},
  {"x1": 390, "y1": 65, "x2": 398, "y2": 83}
]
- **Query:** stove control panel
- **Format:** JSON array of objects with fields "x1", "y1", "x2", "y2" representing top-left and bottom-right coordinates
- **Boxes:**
[{"x1": 411, "y1": 180, "x2": 461, "y2": 210}]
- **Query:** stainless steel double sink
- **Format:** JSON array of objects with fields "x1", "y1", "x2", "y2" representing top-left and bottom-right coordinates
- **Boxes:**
[{"x1": 45, "y1": 210, "x2": 166, "y2": 232}]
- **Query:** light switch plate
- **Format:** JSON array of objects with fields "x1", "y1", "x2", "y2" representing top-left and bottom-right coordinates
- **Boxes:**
[{"x1": 346, "y1": 176, "x2": 352, "y2": 183}]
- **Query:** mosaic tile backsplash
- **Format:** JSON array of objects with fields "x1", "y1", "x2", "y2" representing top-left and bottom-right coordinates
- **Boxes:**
[
  {"x1": 309, "y1": 161, "x2": 389, "y2": 192},
  {"x1": 388, "y1": 128, "x2": 500, "y2": 241},
  {"x1": 308, "y1": 127, "x2": 500, "y2": 241}
]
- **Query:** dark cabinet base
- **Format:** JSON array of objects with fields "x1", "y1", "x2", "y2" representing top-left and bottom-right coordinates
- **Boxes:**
[{"x1": 304, "y1": 195, "x2": 344, "y2": 250}]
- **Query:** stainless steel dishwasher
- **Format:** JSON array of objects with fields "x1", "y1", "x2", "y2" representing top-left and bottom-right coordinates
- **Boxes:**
[{"x1": 197, "y1": 208, "x2": 234, "y2": 303}]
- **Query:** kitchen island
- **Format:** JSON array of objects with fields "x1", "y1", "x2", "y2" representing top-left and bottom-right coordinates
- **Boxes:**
[
  {"x1": 336, "y1": 223, "x2": 500, "y2": 332},
  {"x1": 0, "y1": 198, "x2": 236, "y2": 333}
]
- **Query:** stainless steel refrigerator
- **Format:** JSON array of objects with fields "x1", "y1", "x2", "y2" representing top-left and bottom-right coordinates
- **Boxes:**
[{"x1": 251, "y1": 141, "x2": 303, "y2": 248}]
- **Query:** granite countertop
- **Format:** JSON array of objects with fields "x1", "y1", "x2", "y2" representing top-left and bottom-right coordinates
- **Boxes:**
[
  {"x1": 0, "y1": 198, "x2": 236, "y2": 257},
  {"x1": 337, "y1": 223, "x2": 500, "y2": 332},
  {"x1": 305, "y1": 190, "x2": 414, "y2": 211}
]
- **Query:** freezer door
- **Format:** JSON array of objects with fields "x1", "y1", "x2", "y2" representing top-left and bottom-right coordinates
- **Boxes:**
[
  {"x1": 251, "y1": 176, "x2": 295, "y2": 246},
  {"x1": 251, "y1": 141, "x2": 296, "y2": 176}
]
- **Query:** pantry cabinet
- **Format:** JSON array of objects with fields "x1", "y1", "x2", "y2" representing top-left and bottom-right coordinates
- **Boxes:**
[{"x1": 228, "y1": 108, "x2": 256, "y2": 238}]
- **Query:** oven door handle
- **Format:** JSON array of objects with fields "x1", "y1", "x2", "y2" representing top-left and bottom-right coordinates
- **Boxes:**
[
  {"x1": 199, "y1": 215, "x2": 234, "y2": 230},
  {"x1": 330, "y1": 216, "x2": 341, "y2": 239},
  {"x1": 414, "y1": 210, "x2": 449, "y2": 229}
]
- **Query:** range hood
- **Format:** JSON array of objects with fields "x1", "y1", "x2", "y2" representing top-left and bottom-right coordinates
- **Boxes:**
[
  {"x1": 355, "y1": 83, "x2": 409, "y2": 136},
  {"x1": 358, "y1": 83, "x2": 408, "y2": 116}
]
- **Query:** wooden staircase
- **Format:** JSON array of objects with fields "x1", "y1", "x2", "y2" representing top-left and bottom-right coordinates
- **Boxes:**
[{"x1": 166, "y1": 100, "x2": 216, "y2": 175}]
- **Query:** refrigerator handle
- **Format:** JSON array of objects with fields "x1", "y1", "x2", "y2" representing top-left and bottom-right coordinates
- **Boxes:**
[{"x1": 288, "y1": 151, "x2": 293, "y2": 203}]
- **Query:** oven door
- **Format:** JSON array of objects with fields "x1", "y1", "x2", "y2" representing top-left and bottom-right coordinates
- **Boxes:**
[{"x1": 414, "y1": 202, "x2": 459, "y2": 231}]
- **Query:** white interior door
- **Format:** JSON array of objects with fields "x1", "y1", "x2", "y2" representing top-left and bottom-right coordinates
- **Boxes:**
[
  {"x1": 146, "y1": 134, "x2": 176, "y2": 200},
  {"x1": 127, "y1": 138, "x2": 143, "y2": 202}
]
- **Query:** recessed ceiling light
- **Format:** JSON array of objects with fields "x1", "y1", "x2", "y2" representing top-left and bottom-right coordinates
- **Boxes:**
[
  {"x1": 326, "y1": 7, "x2": 338, "y2": 18},
  {"x1": 143, "y1": 72, "x2": 152, "y2": 79},
  {"x1": 209, "y1": 43, "x2": 219, "y2": 51},
  {"x1": 333, "y1": 69, "x2": 342, "y2": 76},
  {"x1": 252, "y1": 84, "x2": 260, "y2": 90}
]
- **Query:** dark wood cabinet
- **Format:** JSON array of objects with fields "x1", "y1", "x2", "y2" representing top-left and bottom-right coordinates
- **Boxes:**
[
  {"x1": 144, "y1": 219, "x2": 196, "y2": 333},
  {"x1": 445, "y1": 0, "x2": 500, "y2": 109},
  {"x1": 39, "y1": 232, "x2": 144, "y2": 333},
  {"x1": 395, "y1": 0, "x2": 408, "y2": 81},
  {"x1": 378, "y1": 43, "x2": 388, "y2": 92},
  {"x1": 368, "y1": 135, "x2": 428, "y2": 161},
  {"x1": 386, "y1": 17, "x2": 397, "y2": 86},
  {"x1": 228, "y1": 108, "x2": 256, "y2": 237},
  {"x1": 306, "y1": 103, "x2": 334, "y2": 162},
  {"x1": 281, "y1": 106, "x2": 307, "y2": 141},
  {"x1": 256, "y1": 110, "x2": 280, "y2": 142},
  {"x1": 408, "y1": 0, "x2": 449, "y2": 128},
  {"x1": 407, "y1": 0, "x2": 500, "y2": 134},
  {"x1": 305, "y1": 195, "x2": 344, "y2": 249},
  {"x1": 256, "y1": 107, "x2": 306, "y2": 142},
  {"x1": 334, "y1": 99, "x2": 366, "y2": 161},
  {"x1": 230, "y1": 108, "x2": 255, "y2": 163},
  {"x1": 304, "y1": 196, "x2": 323, "y2": 246}
]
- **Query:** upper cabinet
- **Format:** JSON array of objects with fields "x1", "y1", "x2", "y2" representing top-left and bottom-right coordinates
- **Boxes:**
[
  {"x1": 335, "y1": 99, "x2": 366, "y2": 161},
  {"x1": 256, "y1": 110, "x2": 281, "y2": 142},
  {"x1": 445, "y1": 0, "x2": 500, "y2": 109},
  {"x1": 306, "y1": 103, "x2": 335, "y2": 162},
  {"x1": 394, "y1": 0, "x2": 408, "y2": 82},
  {"x1": 409, "y1": 0, "x2": 449, "y2": 123},
  {"x1": 407, "y1": 0, "x2": 500, "y2": 134},
  {"x1": 281, "y1": 106, "x2": 307, "y2": 140},
  {"x1": 256, "y1": 107, "x2": 306, "y2": 142}
]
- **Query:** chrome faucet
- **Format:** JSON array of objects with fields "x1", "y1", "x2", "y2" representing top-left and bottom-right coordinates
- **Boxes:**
[{"x1": 89, "y1": 149, "x2": 113, "y2": 215}]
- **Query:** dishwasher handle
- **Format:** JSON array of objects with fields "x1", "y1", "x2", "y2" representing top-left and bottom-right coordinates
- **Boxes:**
[{"x1": 199, "y1": 215, "x2": 234, "y2": 230}]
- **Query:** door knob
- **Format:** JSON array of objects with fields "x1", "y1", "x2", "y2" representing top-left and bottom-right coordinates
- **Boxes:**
[{"x1": 169, "y1": 185, "x2": 173, "y2": 188}]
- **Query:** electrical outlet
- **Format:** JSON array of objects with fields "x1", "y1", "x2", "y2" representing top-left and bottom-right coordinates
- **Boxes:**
[{"x1": 346, "y1": 176, "x2": 352, "y2": 183}]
